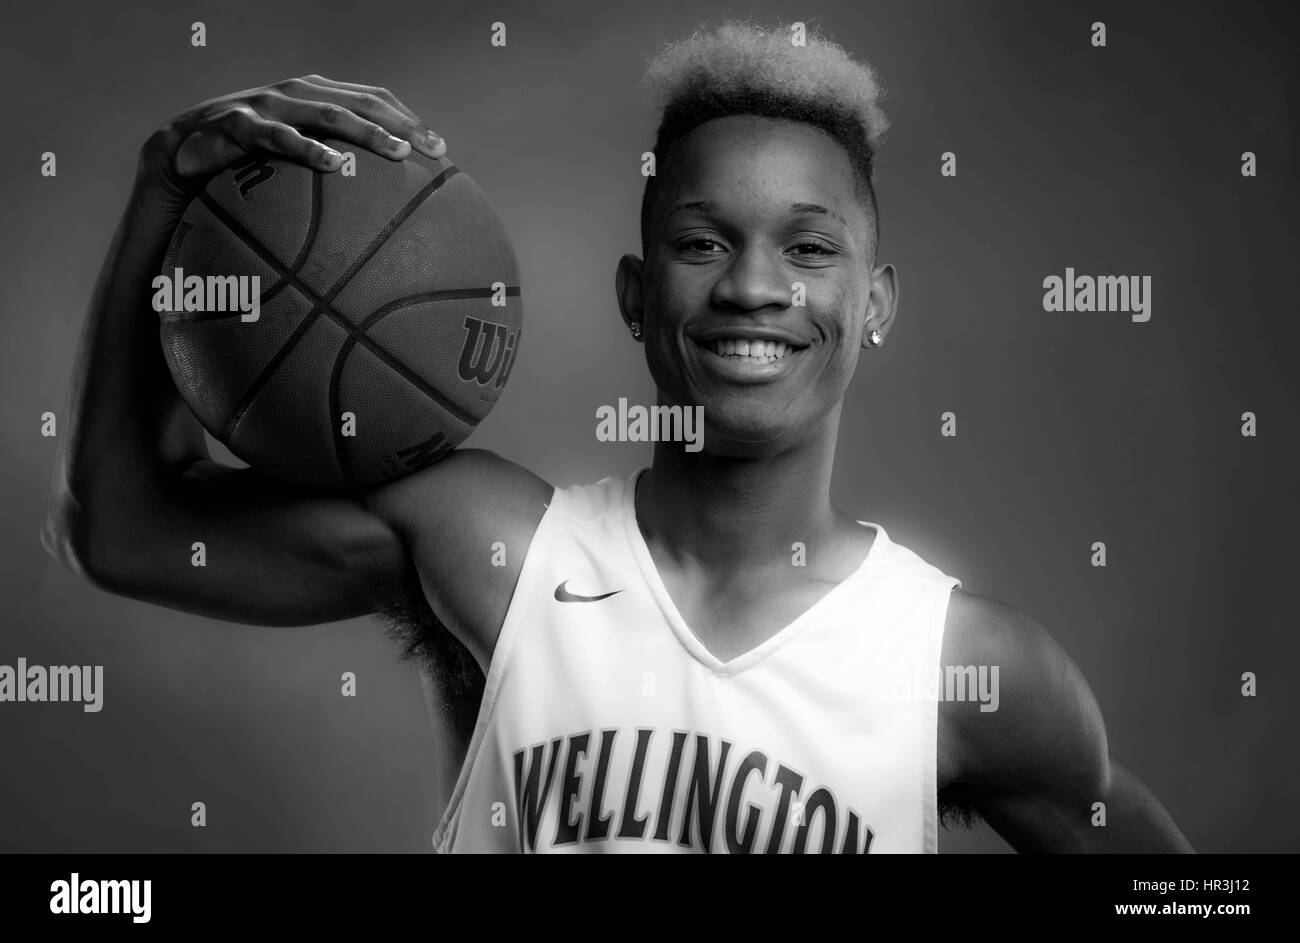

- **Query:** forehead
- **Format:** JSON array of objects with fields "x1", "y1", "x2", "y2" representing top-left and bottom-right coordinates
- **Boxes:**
[{"x1": 663, "y1": 115, "x2": 860, "y2": 214}]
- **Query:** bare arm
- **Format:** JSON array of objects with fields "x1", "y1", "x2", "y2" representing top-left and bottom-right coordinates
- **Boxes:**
[
  {"x1": 45, "y1": 166, "x2": 404, "y2": 624},
  {"x1": 43, "y1": 76, "x2": 547, "y2": 635},
  {"x1": 941, "y1": 591, "x2": 1194, "y2": 852}
]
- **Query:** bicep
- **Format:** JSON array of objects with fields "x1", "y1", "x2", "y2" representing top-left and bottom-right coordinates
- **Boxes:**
[
  {"x1": 942, "y1": 593, "x2": 1111, "y2": 850},
  {"x1": 944, "y1": 594, "x2": 1194, "y2": 851},
  {"x1": 975, "y1": 754, "x2": 1195, "y2": 853}
]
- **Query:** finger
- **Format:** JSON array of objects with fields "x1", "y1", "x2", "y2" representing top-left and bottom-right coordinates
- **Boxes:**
[
  {"x1": 300, "y1": 74, "x2": 421, "y2": 122},
  {"x1": 215, "y1": 105, "x2": 345, "y2": 171},
  {"x1": 256, "y1": 94, "x2": 418, "y2": 162},
  {"x1": 174, "y1": 127, "x2": 250, "y2": 179},
  {"x1": 285, "y1": 76, "x2": 444, "y2": 158}
]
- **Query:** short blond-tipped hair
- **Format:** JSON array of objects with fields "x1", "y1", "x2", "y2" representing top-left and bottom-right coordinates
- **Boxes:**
[{"x1": 639, "y1": 20, "x2": 890, "y2": 254}]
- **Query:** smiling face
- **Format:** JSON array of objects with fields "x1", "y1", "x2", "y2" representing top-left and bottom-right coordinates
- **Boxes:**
[{"x1": 619, "y1": 114, "x2": 896, "y2": 455}]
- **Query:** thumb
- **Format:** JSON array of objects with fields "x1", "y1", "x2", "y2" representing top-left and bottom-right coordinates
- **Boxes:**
[{"x1": 174, "y1": 129, "x2": 249, "y2": 182}]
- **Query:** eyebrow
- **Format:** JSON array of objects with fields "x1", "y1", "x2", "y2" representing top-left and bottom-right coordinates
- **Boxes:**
[{"x1": 669, "y1": 200, "x2": 849, "y2": 228}]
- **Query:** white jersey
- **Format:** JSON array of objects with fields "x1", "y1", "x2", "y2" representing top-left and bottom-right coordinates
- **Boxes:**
[{"x1": 432, "y1": 468, "x2": 962, "y2": 854}]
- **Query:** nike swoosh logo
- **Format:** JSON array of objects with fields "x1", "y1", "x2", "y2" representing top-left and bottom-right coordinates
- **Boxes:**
[{"x1": 554, "y1": 580, "x2": 623, "y2": 603}]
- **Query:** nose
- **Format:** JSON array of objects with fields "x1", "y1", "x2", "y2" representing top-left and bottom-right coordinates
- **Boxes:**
[{"x1": 710, "y1": 245, "x2": 792, "y2": 312}]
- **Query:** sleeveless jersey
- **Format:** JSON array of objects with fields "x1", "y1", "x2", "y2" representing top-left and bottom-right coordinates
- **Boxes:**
[{"x1": 432, "y1": 468, "x2": 962, "y2": 854}]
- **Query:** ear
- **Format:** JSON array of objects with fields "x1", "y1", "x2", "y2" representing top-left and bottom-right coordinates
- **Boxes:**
[
  {"x1": 862, "y1": 262, "x2": 899, "y2": 349},
  {"x1": 616, "y1": 253, "x2": 645, "y2": 340}
]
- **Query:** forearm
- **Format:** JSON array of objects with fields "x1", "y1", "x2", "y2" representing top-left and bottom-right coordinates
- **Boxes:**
[
  {"x1": 1081, "y1": 757, "x2": 1194, "y2": 853},
  {"x1": 978, "y1": 755, "x2": 1195, "y2": 853},
  {"x1": 67, "y1": 170, "x2": 204, "y2": 478},
  {"x1": 48, "y1": 170, "x2": 207, "y2": 561}
]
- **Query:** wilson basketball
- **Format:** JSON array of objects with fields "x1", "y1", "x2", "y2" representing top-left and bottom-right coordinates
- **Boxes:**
[{"x1": 157, "y1": 139, "x2": 522, "y2": 489}]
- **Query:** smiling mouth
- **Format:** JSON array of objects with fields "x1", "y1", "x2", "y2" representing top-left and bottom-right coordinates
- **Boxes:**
[{"x1": 695, "y1": 337, "x2": 804, "y2": 365}]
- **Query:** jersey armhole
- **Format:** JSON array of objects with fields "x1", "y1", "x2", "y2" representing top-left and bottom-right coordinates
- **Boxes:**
[
  {"x1": 430, "y1": 485, "x2": 569, "y2": 852},
  {"x1": 924, "y1": 577, "x2": 963, "y2": 855}
]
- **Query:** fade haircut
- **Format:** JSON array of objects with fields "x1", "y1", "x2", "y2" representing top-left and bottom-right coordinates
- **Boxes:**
[{"x1": 639, "y1": 20, "x2": 890, "y2": 259}]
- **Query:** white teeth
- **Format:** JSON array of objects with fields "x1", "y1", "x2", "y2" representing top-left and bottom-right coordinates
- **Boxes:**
[{"x1": 708, "y1": 338, "x2": 793, "y2": 362}]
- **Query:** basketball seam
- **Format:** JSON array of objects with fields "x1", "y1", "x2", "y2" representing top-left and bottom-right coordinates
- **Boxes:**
[
  {"x1": 357, "y1": 286, "x2": 522, "y2": 332},
  {"x1": 165, "y1": 172, "x2": 323, "y2": 324},
  {"x1": 192, "y1": 162, "x2": 523, "y2": 488},
  {"x1": 202, "y1": 164, "x2": 462, "y2": 440},
  {"x1": 261, "y1": 170, "x2": 324, "y2": 308},
  {"x1": 329, "y1": 287, "x2": 523, "y2": 488},
  {"x1": 328, "y1": 336, "x2": 361, "y2": 491}
]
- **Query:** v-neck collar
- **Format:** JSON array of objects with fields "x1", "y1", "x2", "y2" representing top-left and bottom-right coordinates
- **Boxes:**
[{"x1": 620, "y1": 467, "x2": 886, "y2": 676}]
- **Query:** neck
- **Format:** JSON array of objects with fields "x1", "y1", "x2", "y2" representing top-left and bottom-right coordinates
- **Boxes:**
[{"x1": 636, "y1": 422, "x2": 843, "y2": 573}]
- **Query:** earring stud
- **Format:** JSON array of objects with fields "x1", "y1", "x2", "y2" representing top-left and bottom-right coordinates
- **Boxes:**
[
  {"x1": 631, "y1": 321, "x2": 642, "y2": 339},
  {"x1": 867, "y1": 329, "x2": 882, "y2": 347}
]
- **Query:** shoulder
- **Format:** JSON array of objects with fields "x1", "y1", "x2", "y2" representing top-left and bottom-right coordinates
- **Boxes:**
[
  {"x1": 365, "y1": 448, "x2": 553, "y2": 531},
  {"x1": 941, "y1": 589, "x2": 1061, "y2": 682},
  {"x1": 940, "y1": 589, "x2": 1108, "y2": 793},
  {"x1": 362, "y1": 449, "x2": 554, "y2": 666}
]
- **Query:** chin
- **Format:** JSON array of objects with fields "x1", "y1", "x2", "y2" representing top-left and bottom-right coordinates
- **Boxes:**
[{"x1": 698, "y1": 407, "x2": 795, "y2": 451}]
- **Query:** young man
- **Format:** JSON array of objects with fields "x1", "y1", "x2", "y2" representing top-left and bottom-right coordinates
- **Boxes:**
[{"x1": 45, "y1": 22, "x2": 1192, "y2": 853}]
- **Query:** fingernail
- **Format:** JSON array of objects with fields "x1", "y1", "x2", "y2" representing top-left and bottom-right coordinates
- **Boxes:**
[{"x1": 425, "y1": 131, "x2": 444, "y2": 151}]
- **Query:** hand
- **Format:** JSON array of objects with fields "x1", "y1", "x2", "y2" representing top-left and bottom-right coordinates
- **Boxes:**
[{"x1": 138, "y1": 74, "x2": 446, "y2": 200}]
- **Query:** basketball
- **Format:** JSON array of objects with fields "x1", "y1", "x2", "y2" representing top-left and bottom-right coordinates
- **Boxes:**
[{"x1": 156, "y1": 138, "x2": 522, "y2": 489}]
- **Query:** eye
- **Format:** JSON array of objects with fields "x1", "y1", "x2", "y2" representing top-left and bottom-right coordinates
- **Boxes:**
[
  {"x1": 790, "y1": 240, "x2": 836, "y2": 257},
  {"x1": 680, "y1": 237, "x2": 726, "y2": 253}
]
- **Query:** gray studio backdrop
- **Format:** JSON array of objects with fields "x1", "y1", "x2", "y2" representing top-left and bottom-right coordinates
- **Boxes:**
[{"x1": 1, "y1": 0, "x2": 1296, "y2": 852}]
